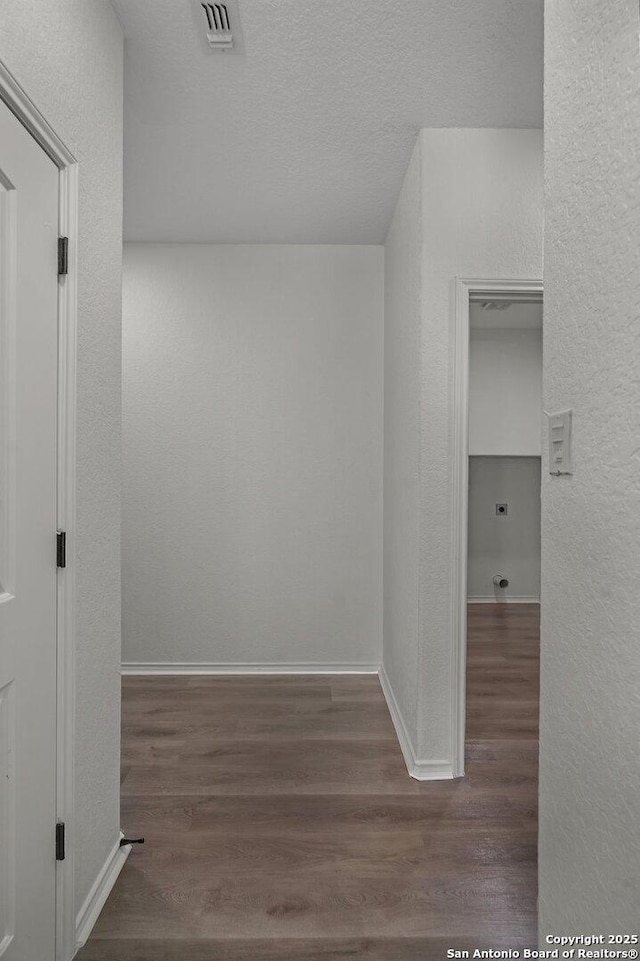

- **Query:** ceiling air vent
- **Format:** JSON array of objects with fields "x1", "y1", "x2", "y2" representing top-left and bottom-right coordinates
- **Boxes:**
[
  {"x1": 481, "y1": 301, "x2": 513, "y2": 311},
  {"x1": 197, "y1": 2, "x2": 245, "y2": 52}
]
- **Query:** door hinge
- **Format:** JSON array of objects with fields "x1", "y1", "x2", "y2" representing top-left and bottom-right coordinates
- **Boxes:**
[
  {"x1": 58, "y1": 236, "x2": 69, "y2": 277},
  {"x1": 56, "y1": 822, "x2": 66, "y2": 861},
  {"x1": 56, "y1": 530, "x2": 66, "y2": 568}
]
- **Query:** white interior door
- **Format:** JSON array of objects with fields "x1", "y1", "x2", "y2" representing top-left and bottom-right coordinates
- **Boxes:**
[{"x1": 0, "y1": 98, "x2": 59, "y2": 960}]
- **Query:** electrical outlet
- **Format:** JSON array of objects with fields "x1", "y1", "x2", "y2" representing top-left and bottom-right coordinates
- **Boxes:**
[{"x1": 495, "y1": 503, "x2": 508, "y2": 516}]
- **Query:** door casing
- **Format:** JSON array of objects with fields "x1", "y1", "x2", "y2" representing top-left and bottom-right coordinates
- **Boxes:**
[
  {"x1": 0, "y1": 60, "x2": 78, "y2": 961},
  {"x1": 450, "y1": 277, "x2": 543, "y2": 778}
]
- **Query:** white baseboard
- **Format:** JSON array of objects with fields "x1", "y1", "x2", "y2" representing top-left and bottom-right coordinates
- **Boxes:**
[
  {"x1": 75, "y1": 832, "x2": 131, "y2": 949},
  {"x1": 121, "y1": 662, "x2": 380, "y2": 676},
  {"x1": 378, "y1": 665, "x2": 454, "y2": 781},
  {"x1": 467, "y1": 596, "x2": 540, "y2": 604}
]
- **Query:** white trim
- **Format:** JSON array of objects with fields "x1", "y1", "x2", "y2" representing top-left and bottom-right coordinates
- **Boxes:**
[
  {"x1": 449, "y1": 279, "x2": 469, "y2": 779},
  {"x1": 0, "y1": 61, "x2": 78, "y2": 961},
  {"x1": 378, "y1": 665, "x2": 415, "y2": 774},
  {"x1": 0, "y1": 63, "x2": 75, "y2": 167},
  {"x1": 122, "y1": 662, "x2": 380, "y2": 676},
  {"x1": 467, "y1": 596, "x2": 540, "y2": 604},
  {"x1": 75, "y1": 834, "x2": 131, "y2": 950},
  {"x1": 55, "y1": 161, "x2": 78, "y2": 961},
  {"x1": 378, "y1": 666, "x2": 454, "y2": 781},
  {"x1": 451, "y1": 278, "x2": 542, "y2": 779}
]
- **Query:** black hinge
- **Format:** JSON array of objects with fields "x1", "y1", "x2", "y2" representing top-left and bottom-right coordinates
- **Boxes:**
[
  {"x1": 56, "y1": 530, "x2": 66, "y2": 568},
  {"x1": 58, "y1": 236, "x2": 68, "y2": 276},
  {"x1": 56, "y1": 822, "x2": 65, "y2": 861}
]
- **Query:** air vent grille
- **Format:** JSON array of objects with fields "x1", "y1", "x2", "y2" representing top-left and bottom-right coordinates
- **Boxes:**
[
  {"x1": 194, "y1": 0, "x2": 244, "y2": 55},
  {"x1": 201, "y1": 3, "x2": 233, "y2": 48},
  {"x1": 481, "y1": 301, "x2": 513, "y2": 311}
]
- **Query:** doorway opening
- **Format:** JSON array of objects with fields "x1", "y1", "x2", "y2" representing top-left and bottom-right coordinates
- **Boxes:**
[
  {"x1": 451, "y1": 279, "x2": 542, "y2": 778},
  {"x1": 464, "y1": 294, "x2": 542, "y2": 870}
]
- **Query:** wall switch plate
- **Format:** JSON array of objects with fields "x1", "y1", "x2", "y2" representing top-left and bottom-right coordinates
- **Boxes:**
[
  {"x1": 548, "y1": 409, "x2": 573, "y2": 475},
  {"x1": 495, "y1": 503, "x2": 508, "y2": 516}
]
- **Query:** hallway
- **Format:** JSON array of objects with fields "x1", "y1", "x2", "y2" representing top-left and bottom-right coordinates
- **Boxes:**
[{"x1": 78, "y1": 604, "x2": 539, "y2": 960}]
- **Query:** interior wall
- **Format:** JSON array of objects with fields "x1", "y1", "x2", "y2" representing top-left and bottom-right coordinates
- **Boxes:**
[
  {"x1": 383, "y1": 128, "x2": 543, "y2": 777},
  {"x1": 382, "y1": 138, "x2": 423, "y2": 752},
  {"x1": 0, "y1": 1, "x2": 123, "y2": 917},
  {"x1": 469, "y1": 327, "x2": 542, "y2": 456},
  {"x1": 418, "y1": 128, "x2": 543, "y2": 764},
  {"x1": 468, "y1": 456, "x2": 541, "y2": 600},
  {"x1": 383, "y1": 128, "x2": 543, "y2": 773},
  {"x1": 122, "y1": 244, "x2": 383, "y2": 669},
  {"x1": 539, "y1": 0, "x2": 640, "y2": 933}
]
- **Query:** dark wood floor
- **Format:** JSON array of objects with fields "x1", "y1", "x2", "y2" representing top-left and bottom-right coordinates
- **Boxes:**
[{"x1": 78, "y1": 604, "x2": 539, "y2": 960}]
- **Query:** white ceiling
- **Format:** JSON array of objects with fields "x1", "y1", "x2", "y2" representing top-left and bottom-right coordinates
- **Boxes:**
[
  {"x1": 470, "y1": 302, "x2": 543, "y2": 330},
  {"x1": 112, "y1": 0, "x2": 543, "y2": 244}
]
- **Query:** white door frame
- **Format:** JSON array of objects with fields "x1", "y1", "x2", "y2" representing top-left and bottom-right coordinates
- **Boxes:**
[
  {"x1": 450, "y1": 277, "x2": 543, "y2": 778},
  {"x1": 0, "y1": 62, "x2": 78, "y2": 961}
]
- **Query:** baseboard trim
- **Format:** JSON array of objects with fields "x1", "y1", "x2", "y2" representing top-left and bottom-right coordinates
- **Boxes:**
[
  {"x1": 378, "y1": 665, "x2": 454, "y2": 781},
  {"x1": 75, "y1": 832, "x2": 131, "y2": 949},
  {"x1": 121, "y1": 662, "x2": 381, "y2": 676},
  {"x1": 467, "y1": 596, "x2": 540, "y2": 604}
]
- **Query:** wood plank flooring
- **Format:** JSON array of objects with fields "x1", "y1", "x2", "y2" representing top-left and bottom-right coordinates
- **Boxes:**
[{"x1": 78, "y1": 603, "x2": 539, "y2": 960}]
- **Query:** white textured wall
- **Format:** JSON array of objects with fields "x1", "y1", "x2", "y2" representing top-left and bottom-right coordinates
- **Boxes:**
[
  {"x1": 384, "y1": 129, "x2": 543, "y2": 768},
  {"x1": 0, "y1": 1, "x2": 123, "y2": 916},
  {"x1": 418, "y1": 128, "x2": 543, "y2": 762},
  {"x1": 467, "y1": 456, "x2": 541, "y2": 600},
  {"x1": 539, "y1": 0, "x2": 640, "y2": 933},
  {"x1": 122, "y1": 244, "x2": 383, "y2": 668},
  {"x1": 469, "y1": 328, "x2": 542, "y2": 456},
  {"x1": 383, "y1": 139, "x2": 422, "y2": 749}
]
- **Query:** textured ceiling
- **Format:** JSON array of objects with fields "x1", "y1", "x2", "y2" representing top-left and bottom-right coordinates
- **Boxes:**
[{"x1": 113, "y1": 0, "x2": 543, "y2": 243}]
